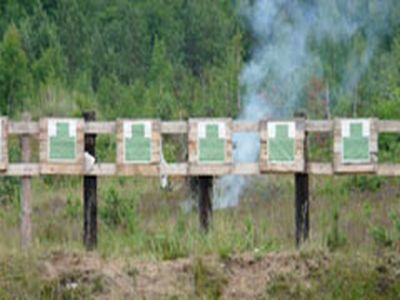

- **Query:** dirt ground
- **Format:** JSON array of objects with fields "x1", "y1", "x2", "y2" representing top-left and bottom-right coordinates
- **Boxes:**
[{"x1": 38, "y1": 250, "x2": 335, "y2": 299}]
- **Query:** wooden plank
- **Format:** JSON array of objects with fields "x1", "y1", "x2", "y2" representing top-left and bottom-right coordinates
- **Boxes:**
[
  {"x1": 377, "y1": 164, "x2": 400, "y2": 176},
  {"x1": 161, "y1": 163, "x2": 188, "y2": 176},
  {"x1": 116, "y1": 119, "x2": 161, "y2": 176},
  {"x1": 198, "y1": 176, "x2": 213, "y2": 232},
  {"x1": 83, "y1": 111, "x2": 97, "y2": 250},
  {"x1": 189, "y1": 164, "x2": 232, "y2": 176},
  {"x1": 20, "y1": 113, "x2": 32, "y2": 249},
  {"x1": 305, "y1": 120, "x2": 333, "y2": 132},
  {"x1": 233, "y1": 121, "x2": 259, "y2": 132},
  {"x1": 377, "y1": 120, "x2": 400, "y2": 133},
  {"x1": 9, "y1": 121, "x2": 39, "y2": 134},
  {"x1": 0, "y1": 118, "x2": 8, "y2": 170},
  {"x1": 232, "y1": 163, "x2": 259, "y2": 175},
  {"x1": 85, "y1": 121, "x2": 115, "y2": 134},
  {"x1": 161, "y1": 121, "x2": 188, "y2": 134},
  {"x1": 5, "y1": 164, "x2": 40, "y2": 176},
  {"x1": 9, "y1": 119, "x2": 400, "y2": 136},
  {"x1": 86, "y1": 163, "x2": 116, "y2": 176},
  {"x1": 333, "y1": 118, "x2": 378, "y2": 174},
  {"x1": 307, "y1": 163, "x2": 333, "y2": 175},
  {"x1": 260, "y1": 119, "x2": 305, "y2": 173}
]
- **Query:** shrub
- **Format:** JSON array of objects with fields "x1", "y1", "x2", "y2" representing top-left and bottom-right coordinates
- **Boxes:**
[{"x1": 99, "y1": 186, "x2": 138, "y2": 232}]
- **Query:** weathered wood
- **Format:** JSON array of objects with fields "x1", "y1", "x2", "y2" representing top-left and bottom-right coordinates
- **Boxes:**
[
  {"x1": 160, "y1": 163, "x2": 188, "y2": 176},
  {"x1": 85, "y1": 122, "x2": 115, "y2": 134},
  {"x1": 116, "y1": 119, "x2": 161, "y2": 176},
  {"x1": 232, "y1": 163, "x2": 259, "y2": 175},
  {"x1": 20, "y1": 113, "x2": 32, "y2": 249},
  {"x1": 188, "y1": 118, "x2": 233, "y2": 176},
  {"x1": 377, "y1": 120, "x2": 400, "y2": 133},
  {"x1": 295, "y1": 172, "x2": 309, "y2": 247},
  {"x1": 5, "y1": 117, "x2": 400, "y2": 177},
  {"x1": 161, "y1": 121, "x2": 188, "y2": 134},
  {"x1": 4, "y1": 164, "x2": 40, "y2": 176},
  {"x1": 198, "y1": 176, "x2": 213, "y2": 232},
  {"x1": 83, "y1": 112, "x2": 97, "y2": 250},
  {"x1": 259, "y1": 119, "x2": 305, "y2": 173},
  {"x1": 333, "y1": 118, "x2": 378, "y2": 174},
  {"x1": 9, "y1": 121, "x2": 39, "y2": 135},
  {"x1": 305, "y1": 120, "x2": 333, "y2": 132},
  {"x1": 294, "y1": 112, "x2": 309, "y2": 248},
  {"x1": 0, "y1": 118, "x2": 8, "y2": 171},
  {"x1": 307, "y1": 163, "x2": 333, "y2": 175},
  {"x1": 233, "y1": 121, "x2": 259, "y2": 132},
  {"x1": 39, "y1": 118, "x2": 85, "y2": 175},
  {"x1": 377, "y1": 164, "x2": 400, "y2": 176}
]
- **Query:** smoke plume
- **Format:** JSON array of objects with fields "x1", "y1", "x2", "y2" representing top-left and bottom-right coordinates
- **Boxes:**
[{"x1": 214, "y1": 0, "x2": 395, "y2": 209}]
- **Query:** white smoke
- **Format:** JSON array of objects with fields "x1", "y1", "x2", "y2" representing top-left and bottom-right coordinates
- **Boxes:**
[{"x1": 213, "y1": 0, "x2": 394, "y2": 209}]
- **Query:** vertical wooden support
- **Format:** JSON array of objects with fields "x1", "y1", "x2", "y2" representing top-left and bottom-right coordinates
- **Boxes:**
[
  {"x1": 198, "y1": 176, "x2": 213, "y2": 232},
  {"x1": 20, "y1": 113, "x2": 32, "y2": 249},
  {"x1": 294, "y1": 112, "x2": 309, "y2": 247},
  {"x1": 83, "y1": 111, "x2": 97, "y2": 250}
]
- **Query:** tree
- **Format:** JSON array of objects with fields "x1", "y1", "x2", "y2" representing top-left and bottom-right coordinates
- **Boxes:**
[{"x1": 0, "y1": 24, "x2": 31, "y2": 115}]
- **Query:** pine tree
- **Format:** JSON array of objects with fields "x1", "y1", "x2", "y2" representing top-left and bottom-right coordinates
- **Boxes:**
[{"x1": 0, "y1": 24, "x2": 31, "y2": 115}]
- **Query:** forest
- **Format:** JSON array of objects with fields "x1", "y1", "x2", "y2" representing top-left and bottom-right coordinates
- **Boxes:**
[
  {"x1": 1, "y1": 0, "x2": 400, "y2": 299},
  {"x1": 0, "y1": 0, "x2": 399, "y2": 121}
]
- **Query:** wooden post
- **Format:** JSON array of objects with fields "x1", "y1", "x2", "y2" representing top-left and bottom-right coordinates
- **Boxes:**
[
  {"x1": 198, "y1": 176, "x2": 213, "y2": 232},
  {"x1": 294, "y1": 112, "x2": 309, "y2": 247},
  {"x1": 83, "y1": 111, "x2": 97, "y2": 250},
  {"x1": 20, "y1": 113, "x2": 32, "y2": 249}
]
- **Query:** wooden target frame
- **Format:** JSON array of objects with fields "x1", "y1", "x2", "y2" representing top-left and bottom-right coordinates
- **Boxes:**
[
  {"x1": 39, "y1": 118, "x2": 85, "y2": 174},
  {"x1": 333, "y1": 118, "x2": 378, "y2": 174},
  {"x1": 188, "y1": 118, "x2": 233, "y2": 175},
  {"x1": 260, "y1": 119, "x2": 305, "y2": 173},
  {"x1": 116, "y1": 119, "x2": 161, "y2": 176}
]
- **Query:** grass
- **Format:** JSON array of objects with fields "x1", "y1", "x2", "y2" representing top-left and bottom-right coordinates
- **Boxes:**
[{"x1": 0, "y1": 174, "x2": 399, "y2": 298}]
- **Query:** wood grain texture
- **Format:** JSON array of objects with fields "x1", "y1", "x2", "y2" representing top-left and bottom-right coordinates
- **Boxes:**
[
  {"x1": 188, "y1": 118, "x2": 233, "y2": 176},
  {"x1": 259, "y1": 119, "x2": 305, "y2": 173},
  {"x1": 116, "y1": 119, "x2": 161, "y2": 176},
  {"x1": 0, "y1": 118, "x2": 8, "y2": 171},
  {"x1": 333, "y1": 118, "x2": 378, "y2": 174},
  {"x1": 20, "y1": 113, "x2": 32, "y2": 249},
  {"x1": 39, "y1": 118, "x2": 85, "y2": 175}
]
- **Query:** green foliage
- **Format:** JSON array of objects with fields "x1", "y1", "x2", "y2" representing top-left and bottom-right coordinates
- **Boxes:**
[
  {"x1": 0, "y1": 24, "x2": 31, "y2": 116},
  {"x1": 265, "y1": 254, "x2": 400, "y2": 300},
  {"x1": 344, "y1": 176, "x2": 384, "y2": 193},
  {"x1": 0, "y1": 0, "x2": 245, "y2": 120},
  {"x1": 326, "y1": 205, "x2": 347, "y2": 251},
  {"x1": 100, "y1": 186, "x2": 138, "y2": 231},
  {"x1": 369, "y1": 210, "x2": 400, "y2": 249}
]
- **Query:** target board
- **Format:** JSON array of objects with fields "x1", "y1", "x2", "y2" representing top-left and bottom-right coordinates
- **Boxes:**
[
  {"x1": 189, "y1": 118, "x2": 232, "y2": 175},
  {"x1": 116, "y1": 119, "x2": 161, "y2": 175},
  {"x1": 260, "y1": 120, "x2": 305, "y2": 173},
  {"x1": 40, "y1": 118, "x2": 84, "y2": 174},
  {"x1": 334, "y1": 119, "x2": 378, "y2": 173}
]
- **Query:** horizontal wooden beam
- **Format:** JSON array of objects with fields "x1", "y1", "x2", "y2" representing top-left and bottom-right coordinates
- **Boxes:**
[
  {"x1": 305, "y1": 120, "x2": 333, "y2": 133},
  {"x1": 377, "y1": 164, "x2": 400, "y2": 176},
  {"x1": 9, "y1": 122, "x2": 39, "y2": 135},
  {"x1": 85, "y1": 122, "x2": 115, "y2": 134},
  {"x1": 2, "y1": 162, "x2": 400, "y2": 176},
  {"x1": 307, "y1": 163, "x2": 333, "y2": 175},
  {"x1": 233, "y1": 121, "x2": 259, "y2": 133},
  {"x1": 7, "y1": 119, "x2": 400, "y2": 135},
  {"x1": 377, "y1": 121, "x2": 400, "y2": 133},
  {"x1": 161, "y1": 121, "x2": 188, "y2": 134}
]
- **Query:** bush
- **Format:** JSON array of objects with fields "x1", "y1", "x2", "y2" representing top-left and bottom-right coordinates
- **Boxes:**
[{"x1": 99, "y1": 186, "x2": 138, "y2": 232}]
